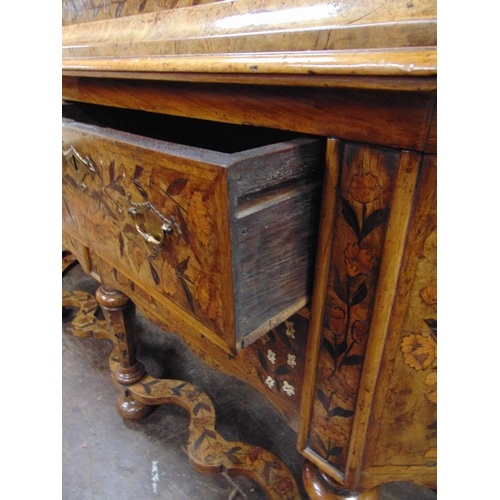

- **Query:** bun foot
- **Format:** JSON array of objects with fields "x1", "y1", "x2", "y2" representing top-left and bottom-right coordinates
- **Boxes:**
[
  {"x1": 117, "y1": 392, "x2": 154, "y2": 420},
  {"x1": 303, "y1": 461, "x2": 379, "y2": 500}
]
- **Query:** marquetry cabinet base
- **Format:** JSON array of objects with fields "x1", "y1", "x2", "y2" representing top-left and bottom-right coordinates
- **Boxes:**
[
  {"x1": 63, "y1": 136, "x2": 437, "y2": 500},
  {"x1": 62, "y1": 1, "x2": 437, "y2": 489},
  {"x1": 62, "y1": 135, "x2": 437, "y2": 499}
]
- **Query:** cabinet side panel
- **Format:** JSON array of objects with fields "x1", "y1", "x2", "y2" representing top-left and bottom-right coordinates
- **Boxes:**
[
  {"x1": 305, "y1": 143, "x2": 401, "y2": 474},
  {"x1": 363, "y1": 155, "x2": 437, "y2": 471}
]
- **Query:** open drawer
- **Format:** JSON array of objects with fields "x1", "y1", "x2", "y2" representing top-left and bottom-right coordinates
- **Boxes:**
[{"x1": 62, "y1": 103, "x2": 324, "y2": 353}]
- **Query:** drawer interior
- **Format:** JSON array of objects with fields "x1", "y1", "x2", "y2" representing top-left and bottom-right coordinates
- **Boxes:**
[{"x1": 63, "y1": 102, "x2": 306, "y2": 154}]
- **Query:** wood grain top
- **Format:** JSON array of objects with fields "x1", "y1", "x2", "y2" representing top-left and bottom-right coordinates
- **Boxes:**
[
  {"x1": 62, "y1": 0, "x2": 224, "y2": 26},
  {"x1": 62, "y1": 0, "x2": 437, "y2": 83}
]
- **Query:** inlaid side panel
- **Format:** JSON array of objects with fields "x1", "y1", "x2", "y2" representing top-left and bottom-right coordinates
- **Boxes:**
[
  {"x1": 304, "y1": 143, "x2": 405, "y2": 475},
  {"x1": 364, "y1": 155, "x2": 437, "y2": 469}
]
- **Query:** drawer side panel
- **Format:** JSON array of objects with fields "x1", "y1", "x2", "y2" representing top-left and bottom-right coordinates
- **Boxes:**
[
  {"x1": 229, "y1": 139, "x2": 324, "y2": 343},
  {"x1": 235, "y1": 182, "x2": 322, "y2": 341},
  {"x1": 233, "y1": 138, "x2": 325, "y2": 200}
]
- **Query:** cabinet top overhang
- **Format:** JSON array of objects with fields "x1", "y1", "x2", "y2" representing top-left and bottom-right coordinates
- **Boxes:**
[{"x1": 62, "y1": 0, "x2": 436, "y2": 90}]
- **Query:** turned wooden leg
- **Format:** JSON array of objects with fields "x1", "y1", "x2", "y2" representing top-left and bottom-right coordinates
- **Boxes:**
[
  {"x1": 95, "y1": 286, "x2": 153, "y2": 419},
  {"x1": 303, "y1": 461, "x2": 379, "y2": 500}
]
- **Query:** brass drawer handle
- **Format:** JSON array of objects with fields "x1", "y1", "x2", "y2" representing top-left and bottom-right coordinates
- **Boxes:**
[
  {"x1": 62, "y1": 145, "x2": 93, "y2": 192},
  {"x1": 127, "y1": 194, "x2": 181, "y2": 249}
]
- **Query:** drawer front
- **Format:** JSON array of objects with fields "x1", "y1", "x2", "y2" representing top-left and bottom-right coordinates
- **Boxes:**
[
  {"x1": 63, "y1": 113, "x2": 324, "y2": 353},
  {"x1": 62, "y1": 120, "x2": 235, "y2": 351}
]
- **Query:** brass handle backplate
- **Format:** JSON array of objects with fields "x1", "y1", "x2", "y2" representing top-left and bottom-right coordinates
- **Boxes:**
[
  {"x1": 62, "y1": 145, "x2": 93, "y2": 192},
  {"x1": 127, "y1": 194, "x2": 181, "y2": 250}
]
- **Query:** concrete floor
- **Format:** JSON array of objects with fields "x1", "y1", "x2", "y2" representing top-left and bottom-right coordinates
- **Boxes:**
[{"x1": 62, "y1": 263, "x2": 437, "y2": 500}]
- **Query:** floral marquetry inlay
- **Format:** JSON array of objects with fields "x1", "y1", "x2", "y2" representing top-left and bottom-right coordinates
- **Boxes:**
[
  {"x1": 242, "y1": 311, "x2": 310, "y2": 403},
  {"x1": 107, "y1": 351, "x2": 301, "y2": 499},
  {"x1": 309, "y1": 144, "x2": 400, "y2": 472},
  {"x1": 62, "y1": 133, "x2": 227, "y2": 339},
  {"x1": 401, "y1": 278, "x2": 437, "y2": 406},
  {"x1": 366, "y1": 154, "x2": 437, "y2": 467}
]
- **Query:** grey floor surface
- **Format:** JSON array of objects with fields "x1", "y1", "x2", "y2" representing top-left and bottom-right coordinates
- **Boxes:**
[{"x1": 62, "y1": 263, "x2": 437, "y2": 500}]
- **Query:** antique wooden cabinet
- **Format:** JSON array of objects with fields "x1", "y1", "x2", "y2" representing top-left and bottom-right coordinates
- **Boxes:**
[{"x1": 62, "y1": 1, "x2": 437, "y2": 498}]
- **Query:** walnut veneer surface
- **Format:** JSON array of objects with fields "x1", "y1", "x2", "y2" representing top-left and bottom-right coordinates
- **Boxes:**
[{"x1": 62, "y1": 1, "x2": 437, "y2": 498}]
